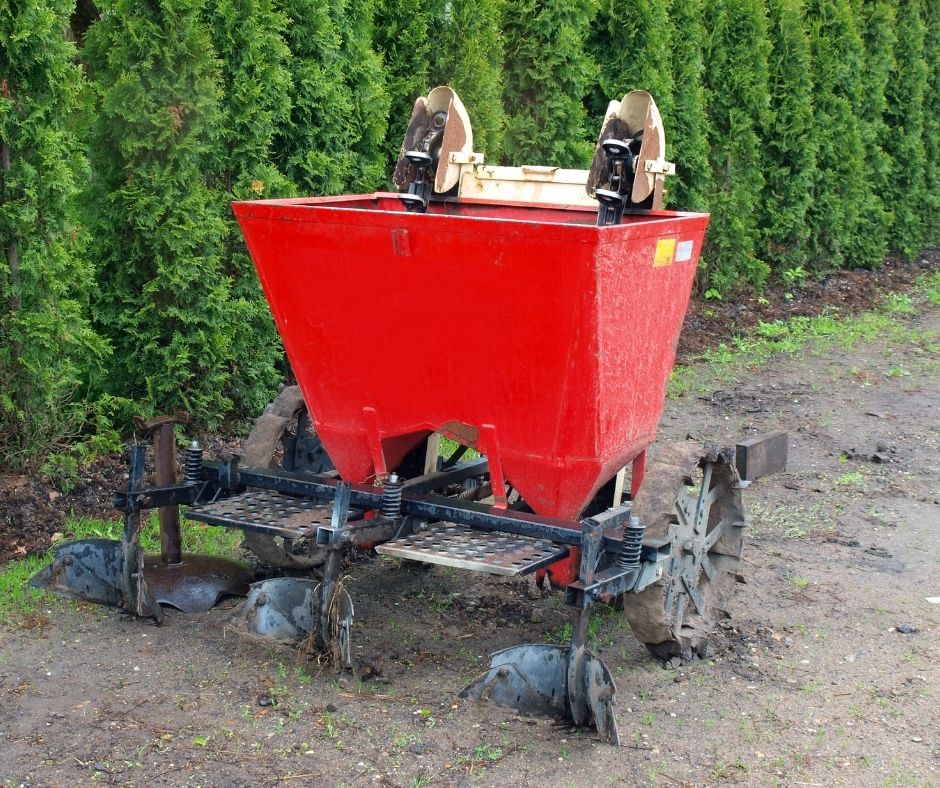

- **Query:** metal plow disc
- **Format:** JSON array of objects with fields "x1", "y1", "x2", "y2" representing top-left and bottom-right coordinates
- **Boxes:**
[
  {"x1": 143, "y1": 553, "x2": 253, "y2": 613},
  {"x1": 233, "y1": 577, "x2": 355, "y2": 668},
  {"x1": 460, "y1": 644, "x2": 620, "y2": 744}
]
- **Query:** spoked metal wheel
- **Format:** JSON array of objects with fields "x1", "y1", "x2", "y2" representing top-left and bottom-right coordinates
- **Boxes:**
[
  {"x1": 240, "y1": 385, "x2": 332, "y2": 571},
  {"x1": 624, "y1": 442, "x2": 745, "y2": 660}
]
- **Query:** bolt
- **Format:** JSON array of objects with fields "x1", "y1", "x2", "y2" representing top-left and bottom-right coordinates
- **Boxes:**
[{"x1": 683, "y1": 540, "x2": 694, "y2": 554}]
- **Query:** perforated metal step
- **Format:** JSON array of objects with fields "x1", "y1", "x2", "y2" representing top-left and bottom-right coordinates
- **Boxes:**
[
  {"x1": 186, "y1": 490, "x2": 334, "y2": 539},
  {"x1": 375, "y1": 525, "x2": 569, "y2": 575}
]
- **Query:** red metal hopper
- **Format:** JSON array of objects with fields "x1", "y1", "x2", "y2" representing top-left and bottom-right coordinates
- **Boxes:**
[{"x1": 233, "y1": 194, "x2": 708, "y2": 522}]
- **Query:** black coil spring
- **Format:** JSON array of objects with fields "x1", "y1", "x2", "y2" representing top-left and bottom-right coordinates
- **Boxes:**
[
  {"x1": 381, "y1": 473, "x2": 403, "y2": 519},
  {"x1": 184, "y1": 441, "x2": 203, "y2": 485},
  {"x1": 618, "y1": 516, "x2": 645, "y2": 570}
]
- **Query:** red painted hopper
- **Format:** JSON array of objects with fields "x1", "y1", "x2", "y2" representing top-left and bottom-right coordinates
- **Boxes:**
[{"x1": 234, "y1": 194, "x2": 708, "y2": 522}]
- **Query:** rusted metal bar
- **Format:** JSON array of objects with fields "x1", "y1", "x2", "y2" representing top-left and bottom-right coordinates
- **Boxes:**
[
  {"x1": 136, "y1": 413, "x2": 190, "y2": 565},
  {"x1": 151, "y1": 422, "x2": 182, "y2": 565}
]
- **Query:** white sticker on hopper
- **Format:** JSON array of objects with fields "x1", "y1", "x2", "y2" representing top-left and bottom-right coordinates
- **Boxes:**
[{"x1": 675, "y1": 240, "x2": 694, "y2": 262}]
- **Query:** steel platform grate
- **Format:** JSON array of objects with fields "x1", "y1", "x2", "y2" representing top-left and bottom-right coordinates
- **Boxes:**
[
  {"x1": 186, "y1": 490, "x2": 334, "y2": 539},
  {"x1": 375, "y1": 525, "x2": 569, "y2": 575}
]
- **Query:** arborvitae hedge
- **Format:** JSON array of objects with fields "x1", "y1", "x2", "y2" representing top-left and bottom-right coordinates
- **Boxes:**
[
  {"x1": 701, "y1": 0, "x2": 772, "y2": 290},
  {"x1": 761, "y1": 0, "x2": 817, "y2": 274},
  {"x1": 884, "y1": 0, "x2": 930, "y2": 258},
  {"x1": 0, "y1": 0, "x2": 106, "y2": 468},
  {"x1": 502, "y1": 0, "x2": 596, "y2": 167},
  {"x1": 926, "y1": 0, "x2": 940, "y2": 243},
  {"x1": 590, "y1": 0, "x2": 673, "y2": 121},
  {"x1": 4, "y1": 0, "x2": 940, "y2": 465},
  {"x1": 206, "y1": 0, "x2": 293, "y2": 202},
  {"x1": 337, "y1": 0, "x2": 390, "y2": 192},
  {"x1": 84, "y1": 0, "x2": 239, "y2": 425},
  {"x1": 856, "y1": 0, "x2": 896, "y2": 263},
  {"x1": 804, "y1": 0, "x2": 873, "y2": 270},
  {"x1": 205, "y1": 0, "x2": 293, "y2": 418},
  {"x1": 430, "y1": 0, "x2": 506, "y2": 163},
  {"x1": 275, "y1": 0, "x2": 357, "y2": 194},
  {"x1": 375, "y1": 0, "x2": 436, "y2": 167},
  {"x1": 667, "y1": 0, "x2": 711, "y2": 212}
]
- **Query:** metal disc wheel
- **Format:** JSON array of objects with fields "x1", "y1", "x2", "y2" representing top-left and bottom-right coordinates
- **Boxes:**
[
  {"x1": 624, "y1": 442, "x2": 745, "y2": 660},
  {"x1": 240, "y1": 385, "x2": 332, "y2": 571}
]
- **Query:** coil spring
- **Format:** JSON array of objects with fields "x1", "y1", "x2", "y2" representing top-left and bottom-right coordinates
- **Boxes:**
[
  {"x1": 184, "y1": 441, "x2": 203, "y2": 485},
  {"x1": 618, "y1": 516, "x2": 644, "y2": 570},
  {"x1": 381, "y1": 473, "x2": 403, "y2": 519},
  {"x1": 457, "y1": 481, "x2": 493, "y2": 502}
]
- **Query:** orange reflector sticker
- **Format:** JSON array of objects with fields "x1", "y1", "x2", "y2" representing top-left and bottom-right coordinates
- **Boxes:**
[{"x1": 654, "y1": 238, "x2": 677, "y2": 267}]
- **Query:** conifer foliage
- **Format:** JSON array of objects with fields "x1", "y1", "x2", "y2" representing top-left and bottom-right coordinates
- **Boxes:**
[
  {"x1": 925, "y1": 0, "x2": 940, "y2": 242},
  {"x1": 0, "y1": 0, "x2": 105, "y2": 467},
  {"x1": 666, "y1": 0, "x2": 711, "y2": 212},
  {"x1": 5, "y1": 0, "x2": 940, "y2": 467},
  {"x1": 206, "y1": 0, "x2": 293, "y2": 203},
  {"x1": 84, "y1": 0, "x2": 238, "y2": 425},
  {"x1": 701, "y1": 0, "x2": 772, "y2": 290},
  {"x1": 502, "y1": 0, "x2": 596, "y2": 167},
  {"x1": 804, "y1": 0, "x2": 873, "y2": 270},
  {"x1": 206, "y1": 0, "x2": 294, "y2": 418},
  {"x1": 274, "y1": 0, "x2": 390, "y2": 194},
  {"x1": 760, "y1": 0, "x2": 817, "y2": 274},
  {"x1": 337, "y1": 0, "x2": 391, "y2": 191},
  {"x1": 430, "y1": 0, "x2": 506, "y2": 162},
  {"x1": 883, "y1": 0, "x2": 930, "y2": 258},
  {"x1": 589, "y1": 0, "x2": 673, "y2": 120},
  {"x1": 274, "y1": 0, "x2": 361, "y2": 195},
  {"x1": 375, "y1": 0, "x2": 436, "y2": 165},
  {"x1": 855, "y1": 0, "x2": 896, "y2": 264}
]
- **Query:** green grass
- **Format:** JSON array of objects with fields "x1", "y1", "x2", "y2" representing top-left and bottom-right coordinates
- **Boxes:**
[
  {"x1": 921, "y1": 269, "x2": 940, "y2": 304},
  {"x1": 789, "y1": 575, "x2": 811, "y2": 591},
  {"x1": 0, "y1": 551, "x2": 56, "y2": 622},
  {"x1": 836, "y1": 471, "x2": 864, "y2": 487},
  {"x1": 0, "y1": 512, "x2": 242, "y2": 623},
  {"x1": 667, "y1": 279, "x2": 940, "y2": 399},
  {"x1": 438, "y1": 435, "x2": 481, "y2": 461}
]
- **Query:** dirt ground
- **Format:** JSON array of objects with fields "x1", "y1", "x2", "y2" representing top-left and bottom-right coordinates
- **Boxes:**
[{"x1": 1, "y1": 305, "x2": 938, "y2": 786}]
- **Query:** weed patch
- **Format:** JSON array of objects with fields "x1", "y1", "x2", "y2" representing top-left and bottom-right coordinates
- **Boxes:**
[{"x1": 667, "y1": 285, "x2": 939, "y2": 398}]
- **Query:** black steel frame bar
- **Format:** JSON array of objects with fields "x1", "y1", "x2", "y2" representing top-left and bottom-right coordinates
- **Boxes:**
[
  {"x1": 124, "y1": 461, "x2": 647, "y2": 556},
  {"x1": 400, "y1": 457, "x2": 489, "y2": 494},
  {"x1": 114, "y1": 484, "x2": 198, "y2": 511},
  {"x1": 223, "y1": 464, "x2": 634, "y2": 554}
]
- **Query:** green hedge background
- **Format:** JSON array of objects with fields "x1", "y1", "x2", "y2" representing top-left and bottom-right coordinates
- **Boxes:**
[{"x1": 1, "y1": 0, "x2": 938, "y2": 469}]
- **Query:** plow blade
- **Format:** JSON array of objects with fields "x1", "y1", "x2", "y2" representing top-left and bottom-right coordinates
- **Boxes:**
[
  {"x1": 29, "y1": 538, "x2": 125, "y2": 607},
  {"x1": 233, "y1": 577, "x2": 354, "y2": 667},
  {"x1": 30, "y1": 539, "x2": 251, "y2": 615},
  {"x1": 460, "y1": 643, "x2": 620, "y2": 744}
]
